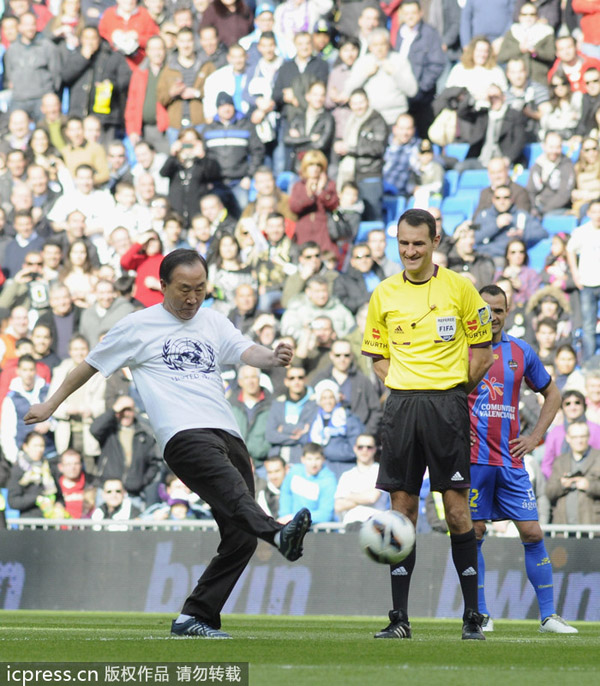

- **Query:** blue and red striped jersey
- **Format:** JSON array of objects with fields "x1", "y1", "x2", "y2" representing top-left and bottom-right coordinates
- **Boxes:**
[{"x1": 469, "y1": 332, "x2": 551, "y2": 468}]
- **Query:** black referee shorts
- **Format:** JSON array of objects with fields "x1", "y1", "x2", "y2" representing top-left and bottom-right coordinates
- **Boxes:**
[{"x1": 377, "y1": 387, "x2": 471, "y2": 495}]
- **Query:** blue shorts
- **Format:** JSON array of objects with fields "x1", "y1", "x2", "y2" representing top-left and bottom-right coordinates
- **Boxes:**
[{"x1": 469, "y1": 464, "x2": 538, "y2": 522}]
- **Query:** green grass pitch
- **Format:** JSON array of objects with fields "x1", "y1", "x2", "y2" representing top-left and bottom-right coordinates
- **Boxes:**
[{"x1": 1, "y1": 612, "x2": 598, "y2": 686}]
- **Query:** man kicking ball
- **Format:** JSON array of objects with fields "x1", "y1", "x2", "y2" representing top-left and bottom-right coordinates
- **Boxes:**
[{"x1": 25, "y1": 250, "x2": 311, "y2": 639}]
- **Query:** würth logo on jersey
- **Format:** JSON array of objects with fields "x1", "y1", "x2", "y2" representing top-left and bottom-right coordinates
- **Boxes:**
[
  {"x1": 466, "y1": 319, "x2": 478, "y2": 331},
  {"x1": 372, "y1": 328, "x2": 381, "y2": 340},
  {"x1": 480, "y1": 377, "x2": 504, "y2": 401}
]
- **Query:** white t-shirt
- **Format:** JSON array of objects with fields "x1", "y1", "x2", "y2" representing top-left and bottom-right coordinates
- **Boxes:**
[
  {"x1": 567, "y1": 222, "x2": 600, "y2": 287},
  {"x1": 334, "y1": 462, "x2": 383, "y2": 525},
  {"x1": 86, "y1": 304, "x2": 254, "y2": 452}
]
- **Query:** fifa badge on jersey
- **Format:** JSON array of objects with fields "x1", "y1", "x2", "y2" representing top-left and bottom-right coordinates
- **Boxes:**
[
  {"x1": 436, "y1": 316, "x2": 456, "y2": 341},
  {"x1": 478, "y1": 305, "x2": 492, "y2": 326}
]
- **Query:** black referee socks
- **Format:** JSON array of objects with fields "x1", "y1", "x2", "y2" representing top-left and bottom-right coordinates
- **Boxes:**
[{"x1": 450, "y1": 528, "x2": 479, "y2": 616}]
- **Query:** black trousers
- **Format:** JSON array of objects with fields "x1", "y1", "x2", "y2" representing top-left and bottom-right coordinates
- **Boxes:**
[{"x1": 164, "y1": 428, "x2": 282, "y2": 628}]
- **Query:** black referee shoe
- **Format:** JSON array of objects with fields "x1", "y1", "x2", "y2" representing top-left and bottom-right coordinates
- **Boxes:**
[
  {"x1": 462, "y1": 609, "x2": 486, "y2": 640},
  {"x1": 374, "y1": 610, "x2": 412, "y2": 639},
  {"x1": 279, "y1": 507, "x2": 311, "y2": 561}
]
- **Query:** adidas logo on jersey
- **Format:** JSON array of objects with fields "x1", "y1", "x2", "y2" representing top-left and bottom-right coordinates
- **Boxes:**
[
  {"x1": 394, "y1": 324, "x2": 404, "y2": 334},
  {"x1": 391, "y1": 567, "x2": 408, "y2": 576},
  {"x1": 462, "y1": 567, "x2": 477, "y2": 576},
  {"x1": 450, "y1": 471, "x2": 463, "y2": 481}
]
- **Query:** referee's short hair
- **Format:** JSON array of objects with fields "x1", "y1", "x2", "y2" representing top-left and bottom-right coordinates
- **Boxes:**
[
  {"x1": 398, "y1": 208, "x2": 436, "y2": 240},
  {"x1": 479, "y1": 284, "x2": 507, "y2": 307},
  {"x1": 159, "y1": 249, "x2": 208, "y2": 284}
]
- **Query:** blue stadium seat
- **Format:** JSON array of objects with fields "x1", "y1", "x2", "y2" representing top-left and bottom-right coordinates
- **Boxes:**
[
  {"x1": 248, "y1": 179, "x2": 257, "y2": 202},
  {"x1": 457, "y1": 169, "x2": 489, "y2": 191},
  {"x1": 524, "y1": 142, "x2": 543, "y2": 168},
  {"x1": 514, "y1": 170, "x2": 529, "y2": 187},
  {"x1": 443, "y1": 212, "x2": 467, "y2": 235},
  {"x1": 355, "y1": 220, "x2": 385, "y2": 243},
  {"x1": 383, "y1": 195, "x2": 406, "y2": 223},
  {"x1": 542, "y1": 214, "x2": 577, "y2": 235},
  {"x1": 527, "y1": 237, "x2": 553, "y2": 272},
  {"x1": 444, "y1": 143, "x2": 470, "y2": 161},
  {"x1": 385, "y1": 236, "x2": 402, "y2": 263},
  {"x1": 276, "y1": 171, "x2": 297, "y2": 193},
  {"x1": 441, "y1": 191, "x2": 478, "y2": 218},
  {"x1": 443, "y1": 169, "x2": 459, "y2": 197}
]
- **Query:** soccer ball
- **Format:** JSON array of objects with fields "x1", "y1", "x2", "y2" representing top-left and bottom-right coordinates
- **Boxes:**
[{"x1": 359, "y1": 511, "x2": 416, "y2": 565}]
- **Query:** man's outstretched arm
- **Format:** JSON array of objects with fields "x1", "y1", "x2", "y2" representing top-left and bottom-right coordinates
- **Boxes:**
[{"x1": 24, "y1": 361, "x2": 99, "y2": 424}]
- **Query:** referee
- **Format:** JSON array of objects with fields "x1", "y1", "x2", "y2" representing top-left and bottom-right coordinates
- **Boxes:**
[{"x1": 362, "y1": 209, "x2": 493, "y2": 640}]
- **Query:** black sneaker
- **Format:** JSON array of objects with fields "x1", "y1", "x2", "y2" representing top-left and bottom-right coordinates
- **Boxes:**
[
  {"x1": 374, "y1": 610, "x2": 412, "y2": 639},
  {"x1": 171, "y1": 618, "x2": 231, "y2": 639},
  {"x1": 462, "y1": 609, "x2": 485, "y2": 640},
  {"x1": 279, "y1": 507, "x2": 311, "y2": 561}
]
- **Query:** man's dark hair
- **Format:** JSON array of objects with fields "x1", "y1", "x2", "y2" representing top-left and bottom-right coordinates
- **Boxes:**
[
  {"x1": 164, "y1": 212, "x2": 185, "y2": 227},
  {"x1": 398, "y1": 208, "x2": 436, "y2": 240},
  {"x1": 556, "y1": 343, "x2": 576, "y2": 358},
  {"x1": 479, "y1": 284, "x2": 507, "y2": 307},
  {"x1": 302, "y1": 442, "x2": 324, "y2": 458},
  {"x1": 338, "y1": 35, "x2": 360, "y2": 51},
  {"x1": 259, "y1": 31, "x2": 275, "y2": 41},
  {"x1": 349, "y1": 88, "x2": 368, "y2": 100},
  {"x1": 75, "y1": 163, "x2": 94, "y2": 176},
  {"x1": 15, "y1": 337, "x2": 33, "y2": 348},
  {"x1": 493, "y1": 184, "x2": 512, "y2": 196},
  {"x1": 18, "y1": 354, "x2": 36, "y2": 367},
  {"x1": 267, "y1": 211, "x2": 284, "y2": 223},
  {"x1": 14, "y1": 209, "x2": 32, "y2": 220},
  {"x1": 300, "y1": 241, "x2": 320, "y2": 255},
  {"x1": 177, "y1": 27, "x2": 195, "y2": 39},
  {"x1": 66, "y1": 115, "x2": 83, "y2": 127},
  {"x1": 402, "y1": 0, "x2": 421, "y2": 8},
  {"x1": 159, "y1": 249, "x2": 207, "y2": 284},
  {"x1": 535, "y1": 317, "x2": 558, "y2": 333},
  {"x1": 114, "y1": 274, "x2": 135, "y2": 296},
  {"x1": 42, "y1": 239, "x2": 63, "y2": 251},
  {"x1": 264, "y1": 455, "x2": 286, "y2": 468}
]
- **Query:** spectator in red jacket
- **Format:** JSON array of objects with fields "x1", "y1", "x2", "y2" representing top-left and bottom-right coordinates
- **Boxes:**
[
  {"x1": 119, "y1": 230, "x2": 164, "y2": 307},
  {"x1": 124, "y1": 34, "x2": 170, "y2": 153},
  {"x1": 572, "y1": 0, "x2": 600, "y2": 61},
  {"x1": 98, "y1": 0, "x2": 160, "y2": 69},
  {"x1": 547, "y1": 34, "x2": 600, "y2": 92}
]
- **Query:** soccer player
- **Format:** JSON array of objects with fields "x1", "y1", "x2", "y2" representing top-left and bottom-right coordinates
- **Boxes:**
[
  {"x1": 24, "y1": 249, "x2": 311, "y2": 639},
  {"x1": 361, "y1": 209, "x2": 494, "y2": 640},
  {"x1": 469, "y1": 284, "x2": 578, "y2": 634}
]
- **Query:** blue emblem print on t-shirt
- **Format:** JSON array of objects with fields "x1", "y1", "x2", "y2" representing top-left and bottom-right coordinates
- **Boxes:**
[{"x1": 162, "y1": 338, "x2": 216, "y2": 374}]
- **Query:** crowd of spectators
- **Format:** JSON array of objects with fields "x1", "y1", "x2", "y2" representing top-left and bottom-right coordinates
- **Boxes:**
[{"x1": 1, "y1": 0, "x2": 600, "y2": 530}]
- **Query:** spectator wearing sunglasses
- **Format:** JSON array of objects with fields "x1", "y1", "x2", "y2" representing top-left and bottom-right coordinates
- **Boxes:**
[{"x1": 541, "y1": 389, "x2": 600, "y2": 479}]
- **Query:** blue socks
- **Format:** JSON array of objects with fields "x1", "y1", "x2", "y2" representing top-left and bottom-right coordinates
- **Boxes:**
[{"x1": 523, "y1": 539, "x2": 555, "y2": 621}]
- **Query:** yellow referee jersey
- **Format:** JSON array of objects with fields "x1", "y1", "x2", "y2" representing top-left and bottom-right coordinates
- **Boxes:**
[{"x1": 361, "y1": 265, "x2": 492, "y2": 390}]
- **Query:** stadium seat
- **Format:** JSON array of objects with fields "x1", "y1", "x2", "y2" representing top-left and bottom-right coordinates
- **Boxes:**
[
  {"x1": 355, "y1": 220, "x2": 385, "y2": 243},
  {"x1": 383, "y1": 195, "x2": 406, "y2": 223},
  {"x1": 441, "y1": 191, "x2": 478, "y2": 218},
  {"x1": 443, "y1": 143, "x2": 470, "y2": 161},
  {"x1": 443, "y1": 212, "x2": 467, "y2": 235},
  {"x1": 248, "y1": 179, "x2": 257, "y2": 202},
  {"x1": 527, "y1": 237, "x2": 553, "y2": 272},
  {"x1": 457, "y1": 169, "x2": 489, "y2": 191},
  {"x1": 514, "y1": 170, "x2": 529, "y2": 187},
  {"x1": 443, "y1": 169, "x2": 459, "y2": 197},
  {"x1": 542, "y1": 214, "x2": 577, "y2": 235},
  {"x1": 524, "y1": 143, "x2": 543, "y2": 168},
  {"x1": 385, "y1": 236, "x2": 402, "y2": 263},
  {"x1": 276, "y1": 171, "x2": 297, "y2": 193}
]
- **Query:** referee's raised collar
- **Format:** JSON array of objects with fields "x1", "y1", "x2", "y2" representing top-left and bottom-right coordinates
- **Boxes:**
[{"x1": 402, "y1": 264, "x2": 439, "y2": 284}]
